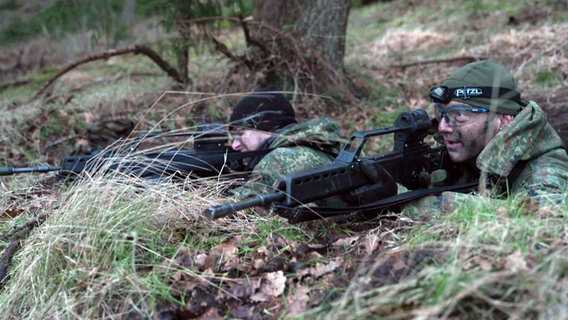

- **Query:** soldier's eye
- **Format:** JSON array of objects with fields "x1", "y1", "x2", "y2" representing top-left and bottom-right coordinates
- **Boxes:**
[
  {"x1": 231, "y1": 130, "x2": 244, "y2": 141},
  {"x1": 452, "y1": 110, "x2": 468, "y2": 122}
]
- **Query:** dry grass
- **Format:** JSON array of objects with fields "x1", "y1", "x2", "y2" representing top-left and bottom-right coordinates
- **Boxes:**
[
  {"x1": 313, "y1": 199, "x2": 568, "y2": 319},
  {"x1": 0, "y1": 170, "x2": 226, "y2": 318}
]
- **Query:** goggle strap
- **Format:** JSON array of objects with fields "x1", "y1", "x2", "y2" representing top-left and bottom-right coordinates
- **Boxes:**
[{"x1": 233, "y1": 110, "x2": 287, "y2": 128}]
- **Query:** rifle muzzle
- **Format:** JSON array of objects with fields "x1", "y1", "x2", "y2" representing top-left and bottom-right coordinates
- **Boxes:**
[
  {"x1": 0, "y1": 167, "x2": 15, "y2": 176},
  {"x1": 204, "y1": 192, "x2": 285, "y2": 220}
]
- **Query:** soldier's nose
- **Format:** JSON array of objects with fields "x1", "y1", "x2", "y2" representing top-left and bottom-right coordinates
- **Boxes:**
[{"x1": 231, "y1": 140, "x2": 242, "y2": 151}]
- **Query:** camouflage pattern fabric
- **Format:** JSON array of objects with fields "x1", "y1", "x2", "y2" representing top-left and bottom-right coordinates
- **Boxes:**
[
  {"x1": 477, "y1": 101, "x2": 568, "y2": 202},
  {"x1": 404, "y1": 101, "x2": 568, "y2": 217},
  {"x1": 231, "y1": 116, "x2": 343, "y2": 198}
]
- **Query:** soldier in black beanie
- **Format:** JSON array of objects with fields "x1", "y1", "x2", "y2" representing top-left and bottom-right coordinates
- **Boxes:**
[
  {"x1": 228, "y1": 87, "x2": 344, "y2": 199},
  {"x1": 229, "y1": 87, "x2": 297, "y2": 132}
]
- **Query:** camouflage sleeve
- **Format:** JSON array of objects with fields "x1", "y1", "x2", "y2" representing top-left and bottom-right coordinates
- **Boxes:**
[
  {"x1": 229, "y1": 176, "x2": 274, "y2": 199},
  {"x1": 520, "y1": 184, "x2": 566, "y2": 210},
  {"x1": 402, "y1": 191, "x2": 509, "y2": 220},
  {"x1": 521, "y1": 164, "x2": 567, "y2": 208},
  {"x1": 401, "y1": 191, "x2": 469, "y2": 220},
  {"x1": 230, "y1": 146, "x2": 335, "y2": 200},
  {"x1": 402, "y1": 188, "x2": 567, "y2": 221}
]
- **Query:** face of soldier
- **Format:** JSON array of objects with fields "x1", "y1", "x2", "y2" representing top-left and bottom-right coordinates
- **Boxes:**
[
  {"x1": 231, "y1": 129, "x2": 273, "y2": 152},
  {"x1": 437, "y1": 101, "x2": 512, "y2": 163}
]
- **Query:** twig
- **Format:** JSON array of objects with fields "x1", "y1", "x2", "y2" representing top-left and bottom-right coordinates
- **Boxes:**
[
  {"x1": 239, "y1": 15, "x2": 268, "y2": 55},
  {"x1": 0, "y1": 237, "x2": 20, "y2": 290},
  {"x1": 0, "y1": 212, "x2": 49, "y2": 291},
  {"x1": 0, "y1": 79, "x2": 33, "y2": 92},
  {"x1": 45, "y1": 135, "x2": 79, "y2": 149},
  {"x1": 393, "y1": 56, "x2": 483, "y2": 69},
  {"x1": 32, "y1": 45, "x2": 188, "y2": 101},
  {"x1": 0, "y1": 212, "x2": 48, "y2": 242},
  {"x1": 67, "y1": 71, "x2": 160, "y2": 95},
  {"x1": 207, "y1": 32, "x2": 253, "y2": 70}
]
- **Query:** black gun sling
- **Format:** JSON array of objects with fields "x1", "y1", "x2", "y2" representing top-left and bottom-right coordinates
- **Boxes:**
[{"x1": 276, "y1": 181, "x2": 479, "y2": 223}]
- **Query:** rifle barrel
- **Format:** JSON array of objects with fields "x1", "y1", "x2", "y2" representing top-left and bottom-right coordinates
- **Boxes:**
[
  {"x1": 0, "y1": 165, "x2": 62, "y2": 176},
  {"x1": 205, "y1": 192, "x2": 285, "y2": 220}
]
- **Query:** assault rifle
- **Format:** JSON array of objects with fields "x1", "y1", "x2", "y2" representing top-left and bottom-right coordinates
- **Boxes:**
[
  {"x1": 204, "y1": 109, "x2": 478, "y2": 223},
  {"x1": 0, "y1": 122, "x2": 268, "y2": 180}
]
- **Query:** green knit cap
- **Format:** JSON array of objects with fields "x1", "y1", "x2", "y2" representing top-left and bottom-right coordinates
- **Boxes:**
[{"x1": 441, "y1": 60, "x2": 524, "y2": 115}]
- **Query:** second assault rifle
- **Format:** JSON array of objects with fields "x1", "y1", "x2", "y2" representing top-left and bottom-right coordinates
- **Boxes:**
[
  {"x1": 0, "y1": 122, "x2": 269, "y2": 180},
  {"x1": 205, "y1": 109, "x2": 479, "y2": 223}
]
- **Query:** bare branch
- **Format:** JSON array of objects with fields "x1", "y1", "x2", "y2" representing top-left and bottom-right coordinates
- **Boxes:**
[
  {"x1": 239, "y1": 15, "x2": 268, "y2": 55},
  {"x1": 207, "y1": 31, "x2": 253, "y2": 70},
  {"x1": 393, "y1": 56, "x2": 484, "y2": 69},
  {"x1": 32, "y1": 45, "x2": 188, "y2": 101}
]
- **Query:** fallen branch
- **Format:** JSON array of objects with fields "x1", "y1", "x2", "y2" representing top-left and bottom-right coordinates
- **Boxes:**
[
  {"x1": 0, "y1": 212, "x2": 47, "y2": 242},
  {"x1": 0, "y1": 211, "x2": 48, "y2": 291},
  {"x1": 0, "y1": 237, "x2": 20, "y2": 290},
  {"x1": 67, "y1": 71, "x2": 161, "y2": 95},
  {"x1": 0, "y1": 79, "x2": 33, "y2": 92},
  {"x1": 32, "y1": 45, "x2": 188, "y2": 101},
  {"x1": 393, "y1": 56, "x2": 484, "y2": 69}
]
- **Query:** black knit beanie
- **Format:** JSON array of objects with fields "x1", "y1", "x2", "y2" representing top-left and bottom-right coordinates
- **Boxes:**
[{"x1": 229, "y1": 87, "x2": 297, "y2": 132}]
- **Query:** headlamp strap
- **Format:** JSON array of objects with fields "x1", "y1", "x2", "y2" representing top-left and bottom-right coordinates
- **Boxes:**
[
  {"x1": 431, "y1": 86, "x2": 522, "y2": 104},
  {"x1": 452, "y1": 86, "x2": 521, "y2": 103}
]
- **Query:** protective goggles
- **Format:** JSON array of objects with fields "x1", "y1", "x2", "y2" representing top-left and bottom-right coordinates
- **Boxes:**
[
  {"x1": 434, "y1": 104, "x2": 489, "y2": 127},
  {"x1": 429, "y1": 86, "x2": 522, "y2": 104}
]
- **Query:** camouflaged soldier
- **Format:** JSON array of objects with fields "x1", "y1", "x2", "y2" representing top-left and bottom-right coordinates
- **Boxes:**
[
  {"x1": 405, "y1": 60, "x2": 568, "y2": 215},
  {"x1": 228, "y1": 87, "x2": 343, "y2": 198}
]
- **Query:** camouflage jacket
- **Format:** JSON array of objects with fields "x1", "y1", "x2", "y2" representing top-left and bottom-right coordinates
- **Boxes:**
[
  {"x1": 477, "y1": 101, "x2": 568, "y2": 202},
  {"x1": 231, "y1": 117, "x2": 343, "y2": 198},
  {"x1": 405, "y1": 101, "x2": 568, "y2": 216}
]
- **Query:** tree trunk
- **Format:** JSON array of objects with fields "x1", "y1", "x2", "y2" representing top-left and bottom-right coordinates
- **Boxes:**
[
  {"x1": 172, "y1": 0, "x2": 192, "y2": 85},
  {"x1": 249, "y1": 0, "x2": 351, "y2": 97},
  {"x1": 253, "y1": 0, "x2": 350, "y2": 72},
  {"x1": 121, "y1": 0, "x2": 136, "y2": 26}
]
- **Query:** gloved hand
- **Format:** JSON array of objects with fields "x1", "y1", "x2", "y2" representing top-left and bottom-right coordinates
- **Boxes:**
[
  {"x1": 360, "y1": 158, "x2": 391, "y2": 183},
  {"x1": 402, "y1": 191, "x2": 472, "y2": 220}
]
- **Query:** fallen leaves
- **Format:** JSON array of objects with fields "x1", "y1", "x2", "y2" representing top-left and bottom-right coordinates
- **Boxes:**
[
  {"x1": 296, "y1": 258, "x2": 342, "y2": 279},
  {"x1": 1, "y1": 207, "x2": 23, "y2": 219},
  {"x1": 504, "y1": 249, "x2": 534, "y2": 272},
  {"x1": 155, "y1": 228, "x2": 364, "y2": 318},
  {"x1": 250, "y1": 271, "x2": 287, "y2": 302}
]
